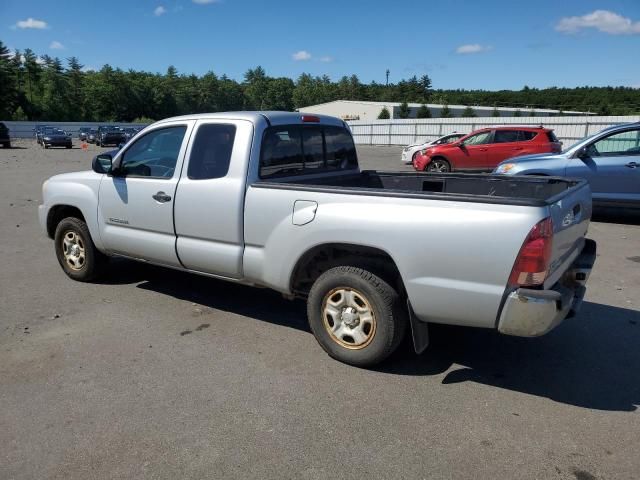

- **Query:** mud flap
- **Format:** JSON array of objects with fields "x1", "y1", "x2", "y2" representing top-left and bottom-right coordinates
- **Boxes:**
[{"x1": 407, "y1": 300, "x2": 429, "y2": 354}]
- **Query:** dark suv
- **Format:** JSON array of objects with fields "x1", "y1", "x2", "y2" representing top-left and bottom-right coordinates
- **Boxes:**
[{"x1": 0, "y1": 122, "x2": 10, "y2": 148}]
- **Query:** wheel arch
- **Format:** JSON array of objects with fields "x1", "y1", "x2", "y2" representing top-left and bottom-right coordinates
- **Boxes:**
[
  {"x1": 289, "y1": 243, "x2": 404, "y2": 298},
  {"x1": 46, "y1": 204, "x2": 86, "y2": 239},
  {"x1": 427, "y1": 155, "x2": 453, "y2": 170}
]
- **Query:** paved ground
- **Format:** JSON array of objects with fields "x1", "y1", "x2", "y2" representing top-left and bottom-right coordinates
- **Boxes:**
[{"x1": 1, "y1": 140, "x2": 639, "y2": 480}]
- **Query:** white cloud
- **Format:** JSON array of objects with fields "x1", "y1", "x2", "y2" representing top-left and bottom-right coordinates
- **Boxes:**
[
  {"x1": 49, "y1": 41, "x2": 64, "y2": 50},
  {"x1": 455, "y1": 44, "x2": 492, "y2": 54},
  {"x1": 556, "y1": 10, "x2": 640, "y2": 35},
  {"x1": 154, "y1": 5, "x2": 167, "y2": 16},
  {"x1": 15, "y1": 17, "x2": 48, "y2": 29},
  {"x1": 292, "y1": 50, "x2": 312, "y2": 61},
  {"x1": 192, "y1": 0, "x2": 220, "y2": 4},
  {"x1": 318, "y1": 56, "x2": 333, "y2": 63}
]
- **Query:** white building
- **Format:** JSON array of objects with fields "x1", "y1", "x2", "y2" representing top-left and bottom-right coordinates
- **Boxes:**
[{"x1": 298, "y1": 100, "x2": 592, "y2": 121}]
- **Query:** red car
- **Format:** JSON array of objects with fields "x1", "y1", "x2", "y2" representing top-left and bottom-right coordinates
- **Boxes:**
[{"x1": 412, "y1": 126, "x2": 562, "y2": 172}]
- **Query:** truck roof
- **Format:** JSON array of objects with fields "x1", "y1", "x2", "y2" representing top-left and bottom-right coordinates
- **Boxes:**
[{"x1": 157, "y1": 111, "x2": 346, "y2": 127}]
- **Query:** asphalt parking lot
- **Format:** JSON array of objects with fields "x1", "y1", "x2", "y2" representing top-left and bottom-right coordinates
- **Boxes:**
[{"x1": 1, "y1": 140, "x2": 639, "y2": 480}]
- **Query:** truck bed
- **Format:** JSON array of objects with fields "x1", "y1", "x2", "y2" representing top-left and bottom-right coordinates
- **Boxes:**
[{"x1": 254, "y1": 171, "x2": 584, "y2": 207}]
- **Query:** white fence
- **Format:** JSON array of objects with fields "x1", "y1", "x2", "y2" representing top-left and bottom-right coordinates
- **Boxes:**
[{"x1": 346, "y1": 115, "x2": 640, "y2": 146}]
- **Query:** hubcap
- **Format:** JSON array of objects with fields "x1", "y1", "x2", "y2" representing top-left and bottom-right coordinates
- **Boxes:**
[
  {"x1": 322, "y1": 288, "x2": 376, "y2": 349},
  {"x1": 61, "y1": 231, "x2": 86, "y2": 271}
]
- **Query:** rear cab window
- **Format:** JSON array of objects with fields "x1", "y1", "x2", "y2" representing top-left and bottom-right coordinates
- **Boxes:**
[
  {"x1": 187, "y1": 124, "x2": 236, "y2": 180},
  {"x1": 260, "y1": 125, "x2": 357, "y2": 179}
]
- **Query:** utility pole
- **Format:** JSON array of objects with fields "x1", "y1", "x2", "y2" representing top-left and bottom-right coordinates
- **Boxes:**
[{"x1": 385, "y1": 69, "x2": 390, "y2": 87}]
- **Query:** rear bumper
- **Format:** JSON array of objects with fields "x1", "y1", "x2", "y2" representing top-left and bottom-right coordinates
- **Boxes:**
[{"x1": 497, "y1": 239, "x2": 596, "y2": 337}]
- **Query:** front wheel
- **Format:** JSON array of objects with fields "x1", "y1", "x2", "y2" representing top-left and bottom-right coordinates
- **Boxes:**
[
  {"x1": 307, "y1": 266, "x2": 407, "y2": 367},
  {"x1": 54, "y1": 217, "x2": 106, "y2": 282},
  {"x1": 426, "y1": 157, "x2": 451, "y2": 172}
]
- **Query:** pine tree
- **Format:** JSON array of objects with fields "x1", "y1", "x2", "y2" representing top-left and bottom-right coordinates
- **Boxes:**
[
  {"x1": 513, "y1": 109, "x2": 522, "y2": 117},
  {"x1": 439, "y1": 104, "x2": 452, "y2": 118},
  {"x1": 398, "y1": 101, "x2": 411, "y2": 118},
  {"x1": 378, "y1": 107, "x2": 390, "y2": 119},
  {"x1": 461, "y1": 106, "x2": 476, "y2": 117},
  {"x1": 491, "y1": 105, "x2": 500, "y2": 117},
  {"x1": 416, "y1": 104, "x2": 431, "y2": 118}
]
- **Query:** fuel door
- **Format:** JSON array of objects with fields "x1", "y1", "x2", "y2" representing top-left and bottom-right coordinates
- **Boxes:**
[{"x1": 292, "y1": 200, "x2": 318, "y2": 226}]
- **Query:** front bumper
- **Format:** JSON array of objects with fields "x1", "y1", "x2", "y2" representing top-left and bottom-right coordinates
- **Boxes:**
[
  {"x1": 44, "y1": 139, "x2": 72, "y2": 147},
  {"x1": 497, "y1": 239, "x2": 596, "y2": 337}
]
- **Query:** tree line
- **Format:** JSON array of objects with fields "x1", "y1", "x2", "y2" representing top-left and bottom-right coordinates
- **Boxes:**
[{"x1": 1, "y1": 40, "x2": 638, "y2": 122}]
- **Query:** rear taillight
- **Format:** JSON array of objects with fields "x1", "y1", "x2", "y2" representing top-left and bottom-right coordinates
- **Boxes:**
[{"x1": 508, "y1": 217, "x2": 553, "y2": 288}]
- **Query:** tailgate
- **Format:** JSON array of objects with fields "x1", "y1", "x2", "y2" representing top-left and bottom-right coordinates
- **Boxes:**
[{"x1": 544, "y1": 180, "x2": 593, "y2": 289}]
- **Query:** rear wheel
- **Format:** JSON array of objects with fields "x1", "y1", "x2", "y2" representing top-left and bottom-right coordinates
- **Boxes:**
[
  {"x1": 2, "y1": 142, "x2": 9, "y2": 148},
  {"x1": 54, "y1": 217, "x2": 106, "y2": 282},
  {"x1": 426, "y1": 157, "x2": 451, "y2": 172},
  {"x1": 307, "y1": 266, "x2": 407, "y2": 367}
]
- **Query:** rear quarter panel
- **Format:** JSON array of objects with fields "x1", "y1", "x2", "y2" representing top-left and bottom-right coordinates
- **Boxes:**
[{"x1": 243, "y1": 187, "x2": 546, "y2": 328}]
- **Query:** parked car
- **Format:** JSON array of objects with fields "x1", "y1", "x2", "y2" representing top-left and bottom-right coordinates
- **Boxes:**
[
  {"x1": 87, "y1": 129, "x2": 98, "y2": 144},
  {"x1": 96, "y1": 126, "x2": 127, "y2": 147},
  {"x1": 122, "y1": 127, "x2": 138, "y2": 141},
  {"x1": 35, "y1": 125, "x2": 53, "y2": 145},
  {"x1": 0, "y1": 122, "x2": 10, "y2": 148},
  {"x1": 78, "y1": 127, "x2": 92, "y2": 141},
  {"x1": 41, "y1": 128, "x2": 72, "y2": 149},
  {"x1": 413, "y1": 126, "x2": 562, "y2": 172},
  {"x1": 401, "y1": 132, "x2": 465, "y2": 164},
  {"x1": 495, "y1": 122, "x2": 640, "y2": 209},
  {"x1": 38, "y1": 112, "x2": 596, "y2": 367}
]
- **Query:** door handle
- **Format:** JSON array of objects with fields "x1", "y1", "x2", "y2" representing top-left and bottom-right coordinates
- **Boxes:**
[
  {"x1": 625, "y1": 162, "x2": 638, "y2": 169},
  {"x1": 514, "y1": 147, "x2": 523, "y2": 150},
  {"x1": 152, "y1": 191, "x2": 172, "y2": 203}
]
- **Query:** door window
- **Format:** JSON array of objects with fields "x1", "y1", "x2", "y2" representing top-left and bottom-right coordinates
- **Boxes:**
[
  {"x1": 120, "y1": 125, "x2": 187, "y2": 178},
  {"x1": 463, "y1": 131, "x2": 492, "y2": 145},
  {"x1": 187, "y1": 124, "x2": 236, "y2": 179},
  {"x1": 590, "y1": 129, "x2": 640, "y2": 156}
]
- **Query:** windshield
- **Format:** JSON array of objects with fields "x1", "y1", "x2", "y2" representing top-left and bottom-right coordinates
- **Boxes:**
[{"x1": 562, "y1": 132, "x2": 599, "y2": 154}]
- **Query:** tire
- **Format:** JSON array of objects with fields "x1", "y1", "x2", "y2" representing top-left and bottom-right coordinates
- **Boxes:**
[
  {"x1": 43, "y1": 144, "x2": 48, "y2": 149},
  {"x1": 54, "y1": 217, "x2": 107, "y2": 282},
  {"x1": 307, "y1": 266, "x2": 407, "y2": 367},
  {"x1": 66, "y1": 145, "x2": 72, "y2": 149},
  {"x1": 426, "y1": 157, "x2": 451, "y2": 173},
  {"x1": 3, "y1": 142, "x2": 10, "y2": 148}
]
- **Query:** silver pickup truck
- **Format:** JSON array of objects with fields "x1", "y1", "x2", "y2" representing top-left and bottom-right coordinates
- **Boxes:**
[{"x1": 39, "y1": 112, "x2": 596, "y2": 366}]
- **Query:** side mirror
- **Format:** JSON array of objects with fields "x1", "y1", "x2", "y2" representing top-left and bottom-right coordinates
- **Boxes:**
[
  {"x1": 576, "y1": 146, "x2": 589, "y2": 159},
  {"x1": 92, "y1": 153, "x2": 113, "y2": 174}
]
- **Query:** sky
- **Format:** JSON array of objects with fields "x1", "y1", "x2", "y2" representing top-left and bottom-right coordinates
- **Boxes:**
[{"x1": 2, "y1": 0, "x2": 640, "y2": 90}]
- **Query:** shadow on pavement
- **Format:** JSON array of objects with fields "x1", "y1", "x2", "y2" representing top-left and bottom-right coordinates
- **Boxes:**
[
  {"x1": 133, "y1": 263, "x2": 309, "y2": 332},
  {"x1": 592, "y1": 208, "x2": 640, "y2": 226},
  {"x1": 104, "y1": 259, "x2": 639, "y2": 411},
  {"x1": 380, "y1": 301, "x2": 640, "y2": 412}
]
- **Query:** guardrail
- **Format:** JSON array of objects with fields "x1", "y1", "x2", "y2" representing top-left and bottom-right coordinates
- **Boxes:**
[{"x1": 346, "y1": 115, "x2": 640, "y2": 146}]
